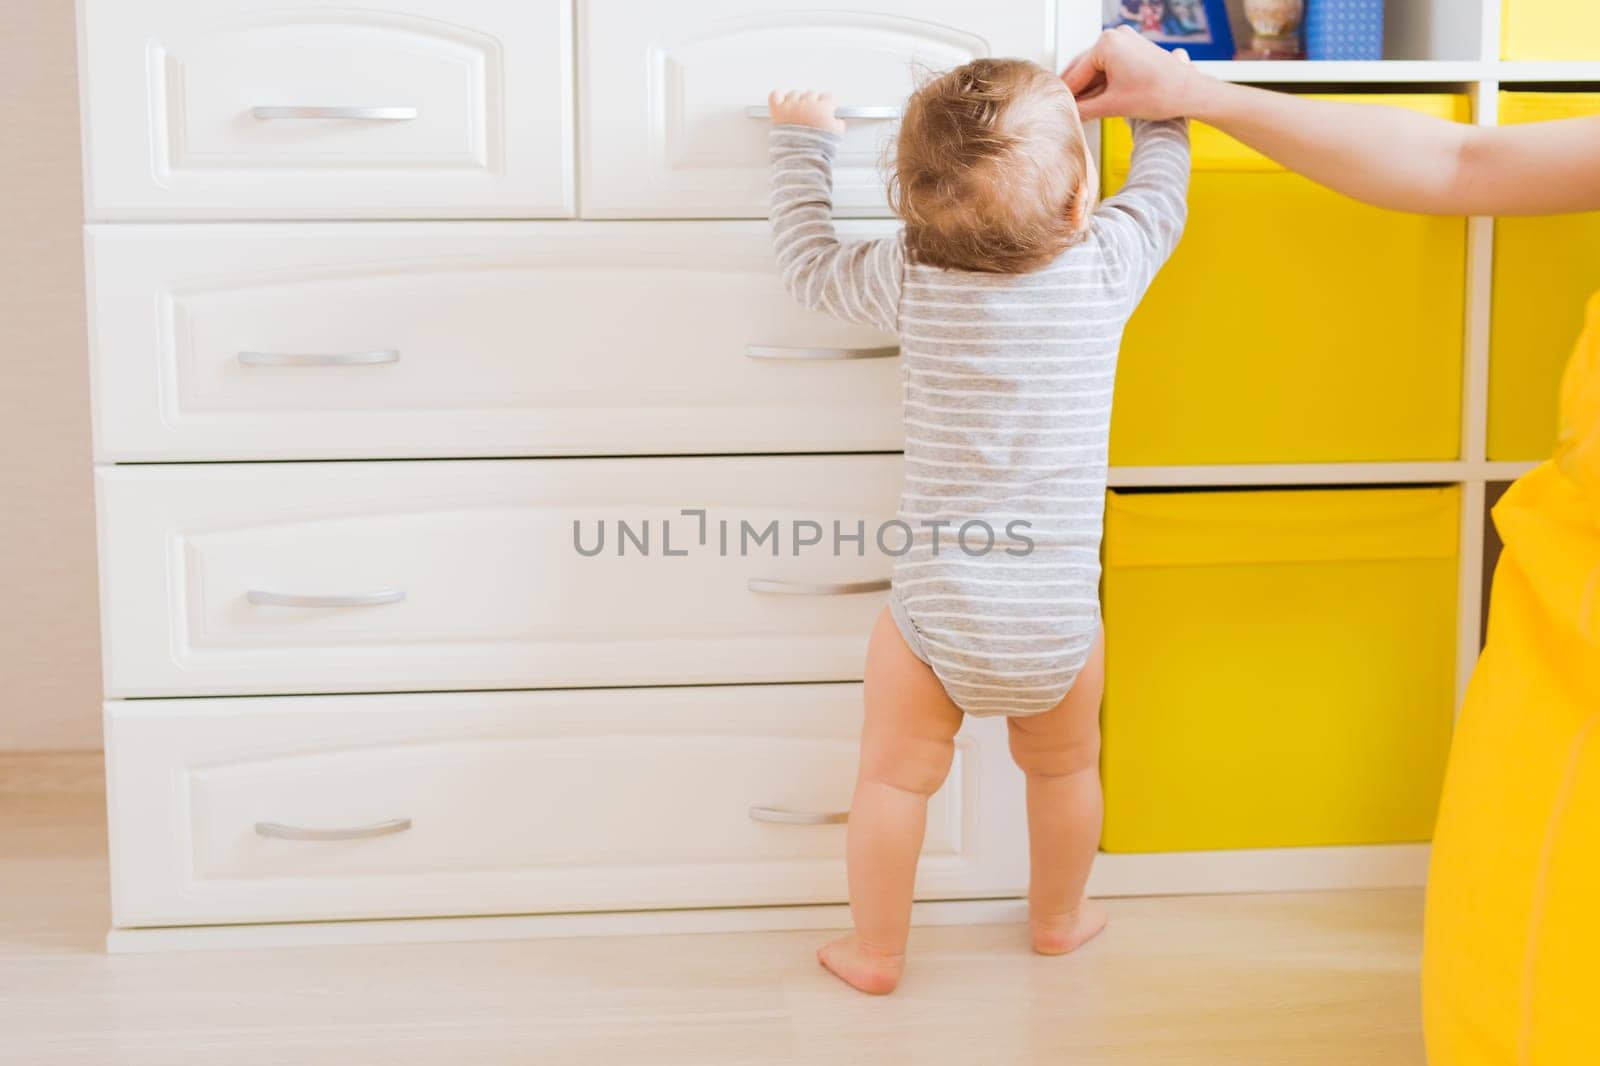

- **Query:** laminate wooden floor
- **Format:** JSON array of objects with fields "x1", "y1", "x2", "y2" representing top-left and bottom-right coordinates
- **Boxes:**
[{"x1": 0, "y1": 754, "x2": 1426, "y2": 1065}]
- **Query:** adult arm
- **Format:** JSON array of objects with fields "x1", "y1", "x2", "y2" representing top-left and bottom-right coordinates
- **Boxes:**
[{"x1": 1063, "y1": 27, "x2": 1600, "y2": 217}]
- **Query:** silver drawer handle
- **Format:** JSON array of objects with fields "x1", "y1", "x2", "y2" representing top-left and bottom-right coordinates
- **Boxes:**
[
  {"x1": 745, "y1": 344, "x2": 898, "y2": 361},
  {"x1": 748, "y1": 578, "x2": 890, "y2": 596},
  {"x1": 255, "y1": 818, "x2": 413, "y2": 841},
  {"x1": 247, "y1": 588, "x2": 406, "y2": 608},
  {"x1": 238, "y1": 349, "x2": 401, "y2": 367},
  {"x1": 749, "y1": 806, "x2": 848, "y2": 826},
  {"x1": 252, "y1": 105, "x2": 420, "y2": 121},
  {"x1": 746, "y1": 105, "x2": 901, "y2": 120}
]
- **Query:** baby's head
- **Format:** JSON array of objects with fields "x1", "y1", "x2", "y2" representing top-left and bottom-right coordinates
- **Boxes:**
[{"x1": 891, "y1": 58, "x2": 1093, "y2": 274}]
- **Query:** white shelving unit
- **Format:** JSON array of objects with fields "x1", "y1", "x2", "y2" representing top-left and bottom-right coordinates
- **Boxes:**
[
  {"x1": 1057, "y1": 0, "x2": 1566, "y2": 898},
  {"x1": 1193, "y1": 58, "x2": 1481, "y2": 81}
]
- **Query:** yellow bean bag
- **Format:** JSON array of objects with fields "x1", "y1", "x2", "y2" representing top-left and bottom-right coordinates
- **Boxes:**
[{"x1": 1423, "y1": 292, "x2": 1600, "y2": 1065}]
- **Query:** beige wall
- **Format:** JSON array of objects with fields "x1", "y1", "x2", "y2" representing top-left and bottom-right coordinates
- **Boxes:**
[{"x1": 0, "y1": 3, "x2": 100, "y2": 751}]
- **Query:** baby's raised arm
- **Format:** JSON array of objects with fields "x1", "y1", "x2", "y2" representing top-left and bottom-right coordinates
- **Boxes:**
[
  {"x1": 768, "y1": 91, "x2": 903, "y2": 335},
  {"x1": 1096, "y1": 118, "x2": 1191, "y2": 298}
]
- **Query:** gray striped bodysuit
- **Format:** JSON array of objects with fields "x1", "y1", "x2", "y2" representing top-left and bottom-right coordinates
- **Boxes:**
[{"x1": 770, "y1": 119, "x2": 1190, "y2": 716}]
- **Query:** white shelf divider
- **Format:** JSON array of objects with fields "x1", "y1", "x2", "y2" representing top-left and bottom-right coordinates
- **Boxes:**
[
  {"x1": 1497, "y1": 61, "x2": 1600, "y2": 83},
  {"x1": 1106, "y1": 460, "x2": 1523, "y2": 488},
  {"x1": 1481, "y1": 0, "x2": 1505, "y2": 69},
  {"x1": 1453, "y1": 67, "x2": 1501, "y2": 707},
  {"x1": 1091, "y1": 844, "x2": 1432, "y2": 896},
  {"x1": 1195, "y1": 59, "x2": 1485, "y2": 84},
  {"x1": 1456, "y1": 478, "x2": 1488, "y2": 707}
]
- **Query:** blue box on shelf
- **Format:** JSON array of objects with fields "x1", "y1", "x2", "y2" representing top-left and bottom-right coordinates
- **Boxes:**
[{"x1": 1305, "y1": 0, "x2": 1385, "y2": 61}]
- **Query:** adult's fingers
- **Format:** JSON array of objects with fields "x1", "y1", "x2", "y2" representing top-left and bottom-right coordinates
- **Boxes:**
[
  {"x1": 1059, "y1": 46, "x2": 1091, "y2": 85},
  {"x1": 1073, "y1": 72, "x2": 1109, "y2": 102},
  {"x1": 1061, "y1": 43, "x2": 1107, "y2": 96},
  {"x1": 1075, "y1": 88, "x2": 1125, "y2": 122},
  {"x1": 1066, "y1": 65, "x2": 1107, "y2": 103},
  {"x1": 1073, "y1": 78, "x2": 1109, "y2": 105}
]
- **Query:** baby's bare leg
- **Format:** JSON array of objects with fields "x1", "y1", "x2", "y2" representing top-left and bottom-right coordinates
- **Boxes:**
[
  {"x1": 1007, "y1": 627, "x2": 1107, "y2": 955},
  {"x1": 818, "y1": 607, "x2": 963, "y2": 995}
]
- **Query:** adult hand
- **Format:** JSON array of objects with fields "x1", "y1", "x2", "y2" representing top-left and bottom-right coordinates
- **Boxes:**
[{"x1": 1061, "y1": 26, "x2": 1204, "y2": 122}]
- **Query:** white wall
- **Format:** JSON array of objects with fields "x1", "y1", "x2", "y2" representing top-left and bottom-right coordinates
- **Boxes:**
[{"x1": 0, "y1": 2, "x2": 101, "y2": 750}]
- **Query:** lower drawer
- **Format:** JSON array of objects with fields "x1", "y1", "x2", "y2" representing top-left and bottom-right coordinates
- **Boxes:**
[
  {"x1": 96, "y1": 455, "x2": 901, "y2": 697},
  {"x1": 105, "y1": 685, "x2": 1024, "y2": 927}
]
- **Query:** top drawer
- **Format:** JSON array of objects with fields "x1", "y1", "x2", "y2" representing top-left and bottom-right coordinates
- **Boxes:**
[
  {"x1": 78, "y1": 0, "x2": 573, "y2": 219},
  {"x1": 578, "y1": 0, "x2": 1056, "y2": 218}
]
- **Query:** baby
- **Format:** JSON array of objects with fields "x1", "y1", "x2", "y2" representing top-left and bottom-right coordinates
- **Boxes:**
[{"x1": 767, "y1": 58, "x2": 1189, "y2": 994}]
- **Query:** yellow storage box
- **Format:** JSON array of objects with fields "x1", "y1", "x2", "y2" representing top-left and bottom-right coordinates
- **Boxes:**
[
  {"x1": 1488, "y1": 93, "x2": 1600, "y2": 461},
  {"x1": 1101, "y1": 486, "x2": 1460, "y2": 852},
  {"x1": 1103, "y1": 96, "x2": 1468, "y2": 466},
  {"x1": 1502, "y1": 0, "x2": 1600, "y2": 60}
]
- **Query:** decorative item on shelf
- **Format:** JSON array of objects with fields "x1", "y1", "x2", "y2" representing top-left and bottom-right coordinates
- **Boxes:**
[
  {"x1": 1103, "y1": 0, "x2": 1236, "y2": 61},
  {"x1": 1304, "y1": 0, "x2": 1384, "y2": 60},
  {"x1": 1237, "y1": 0, "x2": 1306, "y2": 59}
]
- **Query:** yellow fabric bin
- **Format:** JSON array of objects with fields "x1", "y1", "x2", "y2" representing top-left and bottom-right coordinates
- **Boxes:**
[
  {"x1": 1101, "y1": 486, "x2": 1460, "y2": 852},
  {"x1": 1423, "y1": 294, "x2": 1600, "y2": 1066},
  {"x1": 1488, "y1": 93, "x2": 1600, "y2": 461},
  {"x1": 1502, "y1": 0, "x2": 1600, "y2": 60},
  {"x1": 1103, "y1": 97, "x2": 1468, "y2": 466}
]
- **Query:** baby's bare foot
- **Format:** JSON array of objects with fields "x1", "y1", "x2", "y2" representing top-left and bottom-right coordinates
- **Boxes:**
[
  {"x1": 1030, "y1": 901, "x2": 1108, "y2": 956},
  {"x1": 817, "y1": 934, "x2": 905, "y2": 995}
]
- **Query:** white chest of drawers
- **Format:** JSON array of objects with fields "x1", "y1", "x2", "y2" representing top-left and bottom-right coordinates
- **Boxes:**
[{"x1": 81, "y1": 0, "x2": 1092, "y2": 950}]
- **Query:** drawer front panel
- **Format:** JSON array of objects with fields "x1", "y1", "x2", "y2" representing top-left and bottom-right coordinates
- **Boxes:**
[
  {"x1": 87, "y1": 222, "x2": 901, "y2": 460},
  {"x1": 80, "y1": 0, "x2": 572, "y2": 218},
  {"x1": 97, "y1": 456, "x2": 904, "y2": 696},
  {"x1": 105, "y1": 686, "x2": 1025, "y2": 926},
  {"x1": 579, "y1": 0, "x2": 1056, "y2": 218}
]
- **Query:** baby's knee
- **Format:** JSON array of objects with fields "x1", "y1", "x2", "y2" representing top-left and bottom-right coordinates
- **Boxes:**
[
  {"x1": 1008, "y1": 732, "x2": 1100, "y2": 779},
  {"x1": 859, "y1": 734, "x2": 956, "y2": 796}
]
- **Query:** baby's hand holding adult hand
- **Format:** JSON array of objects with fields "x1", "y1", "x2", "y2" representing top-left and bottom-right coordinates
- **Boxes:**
[
  {"x1": 768, "y1": 90, "x2": 846, "y2": 134},
  {"x1": 1061, "y1": 26, "x2": 1203, "y2": 122}
]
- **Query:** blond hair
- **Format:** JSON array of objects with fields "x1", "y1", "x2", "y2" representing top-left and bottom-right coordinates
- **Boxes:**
[{"x1": 889, "y1": 58, "x2": 1089, "y2": 274}]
